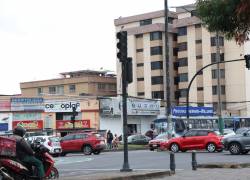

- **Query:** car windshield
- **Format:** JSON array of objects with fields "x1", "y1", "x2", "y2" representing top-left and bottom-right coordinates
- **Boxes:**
[
  {"x1": 49, "y1": 137, "x2": 60, "y2": 142},
  {"x1": 155, "y1": 134, "x2": 168, "y2": 140}
]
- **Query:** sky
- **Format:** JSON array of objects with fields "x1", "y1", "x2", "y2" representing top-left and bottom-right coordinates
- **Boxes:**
[{"x1": 0, "y1": 0, "x2": 195, "y2": 94}]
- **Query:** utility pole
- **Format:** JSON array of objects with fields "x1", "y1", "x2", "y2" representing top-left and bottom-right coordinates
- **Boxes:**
[
  {"x1": 216, "y1": 32, "x2": 224, "y2": 134},
  {"x1": 164, "y1": 0, "x2": 172, "y2": 138}
]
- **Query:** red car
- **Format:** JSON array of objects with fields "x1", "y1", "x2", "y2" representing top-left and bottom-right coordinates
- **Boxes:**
[
  {"x1": 165, "y1": 129, "x2": 223, "y2": 153},
  {"x1": 148, "y1": 134, "x2": 168, "y2": 151},
  {"x1": 60, "y1": 132, "x2": 106, "y2": 156}
]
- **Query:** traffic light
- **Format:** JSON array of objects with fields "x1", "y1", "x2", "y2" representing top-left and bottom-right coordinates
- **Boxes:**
[
  {"x1": 71, "y1": 106, "x2": 78, "y2": 128},
  {"x1": 244, "y1": 55, "x2": 250, "y2": 70},
  {"x1": 116, "y1": 31, "x2": 127, "y2": 62},
  {"x1": 126, "y1": 57, "x2": 133, "y2": 84}
]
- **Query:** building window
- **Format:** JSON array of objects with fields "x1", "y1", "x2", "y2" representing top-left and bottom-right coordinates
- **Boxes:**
[
  {"x1": 69, "y1": 84, "x2": 76, "y2": 93},
  {"x1": 178, "y1": 58, "x2": 188, "y2": 67},
  {"x1": 49, "y1": 86, "x2": 56, "y2": 94},
  {"x1": 151, "y1": 61, "x2": 163, "y2": 70},
  {"x1": 137, "y1": 78, "x2": 144, "y2": 81},
  {"x1": 136, "y1": 48, "x2": 143, "y2": 53},
  {"x1": 168, "y1": 17, "x2": 174, "y2": 24},
  {"x1": 173, "y1": 34, "x2": 177, "y2": 41},
  {"x1": 211, "y1": 36, "x2": 224, "y2": 46},
  {"x1": 151, "y1": 76, "x2": 163, "y2": 85},
  {"x1": 179, "y1": 89, "x2": 187, "y2": 98},
  {"x1": 173, "y1": 48, "x2": 178, "y2": 56},
  {"x1": 191, "y1": 10, "x2": 197, "y2": 16},
  {"x1": 135, "y1": 34, "x2": 143, "y2": 38},
  {"x1": 178, "y1": 27, "x2": 187, "y2": 36},
  {"x1": 152, "y1": 91, "x2": 164, "y2": 99},
  {"x1": 140, "y1": 19, "x2": 152, "y2": 26},
  {"x1": 178, "y1": 42, "x2": 187, "y2": 51},
  {"x1": 196, "y1": 39, "x2": 202, "y2": 44},
  {"x1": 197, "y1": 103, "x2": 204, "y2": 107},
  {"x1": 212, "y1": 85, "x2": 226, "y2": 95},
  {"x1": 150, "y1": 31, "x2": 162, "y2": 41},
  {"x1": 179, "y1": 73, "x2": 188, "y2": 82},
  {"x1": 98, "y1": 83, "x2": 106, "y2": 89},
  {"x1": 197, "y1": 87, "x2": 204, "y2": 91},
  {"x1": 212, "y1": 69, "x2": 225, "y2": 79},
  {"x1": 137, "y1": 63, "x2": 144, "y2": 67},
  {"x1": 137, "y1": 92, "x2": 145, "y2": 96},
  {"x1": 196, "y1": 55, "x2": 202, "y2": 59},
  {"x1": 195, "y1": 24, "x2": 201, "y2": 28},
  {"x1": 211, "y1": 53, "x2": 224, "y2": 63},
  {"x1": 150, "y1": 46, "x2": 162, "y2": 55},
  {"x1": 37, "y1": 88, "x2": 43, "y2": 96},
  {"x1": 213, "y1": 102, "x2": 226, "y2": 110}
]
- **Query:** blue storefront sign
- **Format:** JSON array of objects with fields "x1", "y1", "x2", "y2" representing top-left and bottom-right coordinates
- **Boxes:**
[
  {"x1": 0, "y1": 123, "x2": 8, "y2": 131},
  {"x1": 172, "y1": 106, "x2": 214, "y2": 117},
  {"x1": 11, "y1": 98, "x2": 44, "y2": 111}
]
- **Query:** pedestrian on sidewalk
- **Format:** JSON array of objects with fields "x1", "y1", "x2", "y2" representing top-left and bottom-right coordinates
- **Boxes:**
[
  {"x1": 107, "y1": 130, "x2": 113, "y2": 150},
  {"x1": 112, "y1": 134, "x2": 119, "y2": 150}
]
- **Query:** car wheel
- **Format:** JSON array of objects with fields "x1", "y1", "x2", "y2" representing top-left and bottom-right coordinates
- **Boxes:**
[
  {"x1": 229, "y1": 142, "x2": 241, "y2": 155},
  {"x1": 93, "y1": 150, "x2": 101, "y2": 155},
  {"x1": 170, "y1": 143, "x2": 179, "y2": 153},
  {"x1": 83, "y1": 145, "x2": 92, "y2": 155},
  {"x1": 60, "y1": 152, "x2": 67, "y2": 157},
  {"x1": 206, "y1": 143, "x2": 216, "y2": 152},
  {"x1": 241, "y1": 150, "x2": 249, "y2": 155}
]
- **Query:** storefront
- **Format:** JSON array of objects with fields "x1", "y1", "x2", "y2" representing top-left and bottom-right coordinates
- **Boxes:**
[{"x1": 99, "y1": 97, "x2": 160, "y2": 136}]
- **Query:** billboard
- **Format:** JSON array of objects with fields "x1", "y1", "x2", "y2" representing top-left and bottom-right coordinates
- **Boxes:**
[
  {"x1": 44, "y1": 100, "x2": 81, "y2": 112},
  {"x1": 12, "y1": 120, "x2": 43, "y2": 130},
  {"x1": 11, "y1": 98, "x2": 44, "y2": 111},
  {"x1": 56, "y1": 120, "x2": 90, "y2": 129},
  {"x1": 172, "y1": 106, "x2": 214, "y2": 117},
  {"x1": 0, "y1": 101, "x2": 11, "y2": 111}
]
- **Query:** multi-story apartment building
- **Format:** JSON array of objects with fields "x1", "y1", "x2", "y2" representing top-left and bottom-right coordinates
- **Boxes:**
[
  {"x1": 20, "y1": 70, "x2": 117, "y2": 97},
  {"x1": 114, "y1": 5, "x2": 250, "y2": 117}
]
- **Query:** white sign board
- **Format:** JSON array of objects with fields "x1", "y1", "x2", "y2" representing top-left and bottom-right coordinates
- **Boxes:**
[{"x1": 44, "y1": 100, "x2": 81, "y2": 112}]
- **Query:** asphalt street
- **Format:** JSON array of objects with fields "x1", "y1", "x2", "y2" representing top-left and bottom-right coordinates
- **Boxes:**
[{"x1": 54, "y1": 150, "x2": 250, "y2": 178}]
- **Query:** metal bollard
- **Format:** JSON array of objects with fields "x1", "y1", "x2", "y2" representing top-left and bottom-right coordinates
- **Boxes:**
[
  {"x1": 192, "y1": 150, "x2": 197, "y2": 170},
  {"x1": 170, "y1": 152, "x2": 175, "y2": 174}
]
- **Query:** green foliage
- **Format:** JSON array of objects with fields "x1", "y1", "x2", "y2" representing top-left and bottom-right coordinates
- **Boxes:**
[{"x1": 196, "y1": 0, "x2": 250, "y2": 43}]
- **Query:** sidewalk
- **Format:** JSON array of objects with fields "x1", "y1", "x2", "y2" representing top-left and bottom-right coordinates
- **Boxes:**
[{"x1": 61, "y1": 168, "x2": 250, "y2": 180}]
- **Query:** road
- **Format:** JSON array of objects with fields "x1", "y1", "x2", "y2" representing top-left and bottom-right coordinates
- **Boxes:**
[{"x1": 55, "y1": 150, "x2": 250, "y2": 178}]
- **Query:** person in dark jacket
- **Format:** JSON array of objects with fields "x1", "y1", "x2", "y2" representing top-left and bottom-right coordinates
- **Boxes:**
[
  {"x1": 106, "y1": 130, "x2": 113, "y2": 150},
  {"x1": 12, "y1": 126, "x2": 45, "y2": 178}
]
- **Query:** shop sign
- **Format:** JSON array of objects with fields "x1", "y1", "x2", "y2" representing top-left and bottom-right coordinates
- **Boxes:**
[
  {"x1": 56, "y1": 120, "x2": 90, "y2": 129},
  {"x1": 44, "y1": 100, "x2": 81, "y2": 112},
  {"x1": 12, "y1": 120, "x2": 43, "y2": 130},
  {"x1": 0, "y1": 123, "x2": 8, "y2": 131},
  {"x1": 13, "y1": 113, "x2": 42, "y2": 120},
  {"x1": 0, "y1": 101, "x2": 11, "y2": 111},
  {"x1": 11, "y1": 98, "x2": 44, "y2": 111}
]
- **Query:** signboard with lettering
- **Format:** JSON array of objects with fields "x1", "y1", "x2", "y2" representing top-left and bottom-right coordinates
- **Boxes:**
[
  {"x1": 56, "y1": 120, "x2": 90, "y2": 130},
  {"x1": 44, "y1": 100, "x2": 81, "y2": 112},
  {"x1": 171, "y1": 106, "x2": 214, "y2": 117},
  {"x1": 0, "y1": 101, "x2": 11, "y2": 111},
  {"x1": 11, "y1": 98, "x2": 44, "y2": 111},
  {"x1": 13, "y1": 113, "x2": 42, "y2": 120},
  {"x1": 100, "y1": 97, "x2": 160, "y2": 116},
  {"x1": 0, "y1": 123, "x2": 8, "y2": 131},
  {"x1": 12, "y1": 120, "x2": 43, "y2": 130},
  {"x1": 0, "y1": 113, "x2": 12, "y2": 131}
]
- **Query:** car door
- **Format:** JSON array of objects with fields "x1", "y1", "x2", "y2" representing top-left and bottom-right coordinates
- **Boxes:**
[
  {"x1": 74, "y1": 134, "x2": 88, "y2": 151},
  {"x1": 241, "y1": 130, "x2": 250, "y2": 150},
  {"x1": 195, "y1": 130, "x2": 209, "y2": 149},
  {"x1": 61, "y1": 134, "x2": 75, "y2": 151},
  {"x1": 181, "y1": 130, "x2": 198, "y2": 149}
]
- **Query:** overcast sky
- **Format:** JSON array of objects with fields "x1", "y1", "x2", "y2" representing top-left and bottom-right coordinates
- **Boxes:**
[{"x1": 0, "y1": 0, "x2": 195, "y2": 94}]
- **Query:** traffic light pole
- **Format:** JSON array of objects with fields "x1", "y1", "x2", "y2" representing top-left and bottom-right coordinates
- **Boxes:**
[
  {"x1": 120, "y1": 59, "x2": 132, "y2": 172},
  {"x1": 186, "y1": 58, "x2": 245, "y2": 132}
]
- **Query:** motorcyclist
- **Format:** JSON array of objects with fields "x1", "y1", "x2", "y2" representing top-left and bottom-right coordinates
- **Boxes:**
[{"x1": 12, "y1": 126, "x2": 45, "y2": 179}]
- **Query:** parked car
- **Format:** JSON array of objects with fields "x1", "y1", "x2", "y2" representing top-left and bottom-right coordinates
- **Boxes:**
[
  {"x1": 235, "y1": 127, "x2": 250, "y2": 134},
  {"x1": 27, "y1": 136, "x2": 62, "y2": 157},
  {"x1": 166, "y1": 129, "x2": 223, "y2": 153},
  {"x1": 127, "y1": 134, "x2": 151, "y2": 145},
  {"x1": 215, "y1": 129, "x2": 236, "y2": 139},
  {"x1": 60, "y1": 132, "x2": 105, "y2": 156},
  {"x1": 222, "y1": 129, "x2": 250, "y2": 155},
  {"x1": 148, "y1": 133, "x2": 168, "y2": 151}
]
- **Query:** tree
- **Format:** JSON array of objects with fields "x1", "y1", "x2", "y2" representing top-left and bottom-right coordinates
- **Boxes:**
[{"x1": 196, "y1": 0, "x2": 250, "y2": 44}]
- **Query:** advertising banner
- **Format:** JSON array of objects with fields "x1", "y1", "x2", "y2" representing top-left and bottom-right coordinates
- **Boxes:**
[
  {"x1": 0, "y1": 113, "x2": 12, "y2": 131},
  {"x1": 0, "y1": 123, "x2": 8, "y2": 131},
  {"x1": 44, "y1": 100, "x2": 81, "y2": 112},
  {"x1": 99, "y1": 97, "x2": 160, "y2": 116},
  {"x1": 171, "y1": 106, "x2": 214, "y2": 117},
  {"x1": 13, "y1": 113, "x2": 42, "y2": 120},
  {"x1": 12, "y1": 120, "x2": 43, "y2": 130},
  {"x1": 11, "y1": 98, "x2": 44, "y2": 111},
  {"x1": 0, "y1": 101, "x2": 11, "y2": 111},
  {"x1": 56, "y1": 120, "x2": 90, "y2": 129}
]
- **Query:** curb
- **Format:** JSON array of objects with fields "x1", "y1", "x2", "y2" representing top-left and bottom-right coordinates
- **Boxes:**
[
  {"x1": 61, "y1": 170, "x2": 172, "y2": 180},
  {"x1": 197, "y1": 163, "x2": 250, "y2": 169}
]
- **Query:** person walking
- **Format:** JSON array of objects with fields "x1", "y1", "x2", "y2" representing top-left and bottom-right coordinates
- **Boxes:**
[
  {"x1": 112, "y1": 134, "x2": 119, "y2": 150},
  {"x1": 107, "y1": 130, "x2": 113, "y2": 150}
]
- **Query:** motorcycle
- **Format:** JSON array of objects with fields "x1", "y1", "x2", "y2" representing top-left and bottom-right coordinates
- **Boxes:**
[{"x1": 0, "y1": 140, "x2": 59, "y2": 180}]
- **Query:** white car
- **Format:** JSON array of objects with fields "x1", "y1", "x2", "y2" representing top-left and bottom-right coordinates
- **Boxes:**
[
  {"x1": 27, "y1": 136, "x2": 62, "y2": 157},
  {"x1": 215, "y1": 129, "x2": 236, "y2": 139}
]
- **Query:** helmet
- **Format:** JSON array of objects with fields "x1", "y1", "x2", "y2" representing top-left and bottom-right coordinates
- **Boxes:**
[{"x1": 13, "y1": 126, "x2": 26, "y2": 137}]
